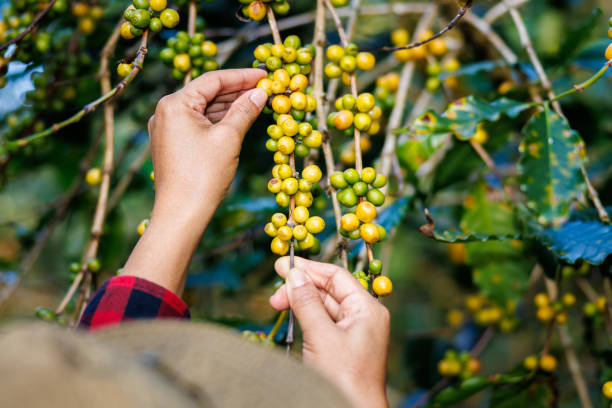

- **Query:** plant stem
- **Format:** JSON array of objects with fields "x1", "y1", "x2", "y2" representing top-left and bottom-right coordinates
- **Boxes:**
[
  {"x1": 549, "y1": 60, "x2": 611, "y2": 103},
  {"x1": 0, "y1": 0, "x2": 57, "y2": 52},
  {"x1": 2, "y1": 31, "x2": 149, "y2": 154},
  {"x1": 266, "y1": 6, "x2": 282, "y2": 45},
  {"x1": 267, "y1": 310, "x2": 288, "y2": 340},
  {"x1": 366, "y1": 0, "x2": 473, "y2": 53},
  {"x1": 484, "y1": 0, "x2": 529, "y2": 24},
  {"x1": 313, "y1": 0, "x2": 349, "y2": 270}
]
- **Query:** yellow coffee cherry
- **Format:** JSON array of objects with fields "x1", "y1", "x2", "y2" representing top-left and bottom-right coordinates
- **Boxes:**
[
  {"x1": 293, "y1": 225, "x2": 308, "y2": 241},
  {"x1": 173, "y1": 54, "x2": 191, "y2": 72},
  {"x1": 201, "y1": 41, "x2": 217, "y2": 58},
  {"x1": 446, "y1": 309, "x2": 464, "y2": 328},
  {"x1": 523, "y1": 355, "x2": 538, "y2": 371},
  {"x1": 302, "y1": 165, "x2": 322, "y2": 183},
  {"x1": 472, "y1": 123, "x2": 488, "y2": 144},
  {"x1": 356, "y1": 93, "x2": 375, "y2": 112},
  {"x1": 602, "y1": 381, "x2": 612, "y2": 399},
  {"x1": 534, "y1": 293, "x2": 550, "y2": 308},
  {"x1": 355, "y1": 52, "x2": 375, "y2": 71},
  {"x1": 137, "y1": 219, "x2": 149, "y2": 236},
  {"x1": 326, "y1": 44, "x2": 345, "y2": 63},
  {"x1": 561, "y1": 293, "x2": 576, "y2": 307},
  {"x1": 277, "y1": 225, "x2": 293, "y2": 241},
  {"x1": 293, "y1": 206, "x2": 309, "y2": 224},
  {"x1": 605, "y1": 43, "x2": 612, "y2": 61},
  {"x1": 356, "y1": 201, "x2": 377, "y2": 223},
  {"x1": 539, "y1": 354, "x2": 557, "y2": 372},
  {"x1": 391, "y1": 28, "x2": 409, "y2": 46},
  {"x1": 305, "y1": 216, "x2": 325, "y2": 234},
  {"x1": 271, "y1": 237, "x2": 289, "y2": 255},
  {"x1": 360, "y1": 223, "x2": 380, "y2": 244},
  {"x1": 85, "y1": 168, "x2": 102, "y2": 186},
  {"x1": 465, "y1": 294, "x2": 485, "y2": 312},
  {"x1": 120, "y1": 22, "x2": 135, "y2": 39},
  {"x1": 428, "y1": 38, "x2": 448, "y2": 56},
  {"x1": 536, "y1": 306, "x2": 554, "y2": 322},
  {"x1": 267, "y1": 178, "x2": 282, "y2": 194},
  {"x1": 277, "y1": 136, "x2": 295, "y2": 155},
  {"x1": 264, "y1": 222, "x2": 278, "y2": 237},
  {"x1": 372, "y1": 276, "x2": 392, "y2": 297},
  {"x1": 150, "y1": 0, "x2": 167, "y2": 12},
  {"x1": 341, "y1": 213, "x2": 360, "y2": 232},
  {"x1": 271, "y1": 213, "x2": 287, "y2": 228},
  {"x1": 555, "y1": 312, "x2": 568, "y2": 324}
]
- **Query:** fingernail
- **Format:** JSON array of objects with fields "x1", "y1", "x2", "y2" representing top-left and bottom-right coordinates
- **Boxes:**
[
  {"x1": 249, "y1": 88, "x2": 268, "y2": 108},
  {"x1": 287, "y1": 268, "x2": 308, "y2": 288}
]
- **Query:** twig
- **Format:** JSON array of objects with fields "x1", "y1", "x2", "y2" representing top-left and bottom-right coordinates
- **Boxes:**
[
  {"x1": 266, "y1": 6, "x2": 282, "y2": 45},
  {"x1": 548, "y1": 60, "x2": 612, "y2": 104},
  {"x1": 313, "y1": 0, "x2": 348, "y2": 270},
  {"x1": 483, "y1": 0, "x2": 529, "y2": 24},
  {"x1": 0, "y1": 0, "x2": 57, "y2": 52},
  {"x1": 581, "y1": 166, "x2": 610, "y2": 224},
  {"x1": 365, "y1": 0, "x2": 473, "y2": 53},
  {"x1": 183, "y1": 1, "x2": 197, "y2": 85},
  {"x1": 3, "y1": 32, "x2": 150, "y2": 153},
  {"x1": 462, "y1": 13, "x2": 518, "y2": 65},
  {"x1": 324, "y1": 0, "x2": 349, "y2": 46}
]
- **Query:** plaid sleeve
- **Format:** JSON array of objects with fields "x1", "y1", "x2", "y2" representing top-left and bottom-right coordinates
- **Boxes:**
[{"x1": 79, "y1": 275, "x2": 190, "y2": 331}]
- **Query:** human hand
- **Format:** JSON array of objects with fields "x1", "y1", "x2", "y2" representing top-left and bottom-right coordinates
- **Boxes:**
[
  {"x1": 269, "y1": 257, "x2": 390, "y2": 408},
  {"x1": 148, "y1": 68, "x2": 267, "y2": 223},
  {"x1": 122, "y1": 69, "x2": 267, "y2": 295}
]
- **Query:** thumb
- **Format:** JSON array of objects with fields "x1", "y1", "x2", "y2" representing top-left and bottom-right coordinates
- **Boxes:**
[
  {"x1": 218, "y1": 88, "x2": 267, "y2": 138},
  {"x1": 286, "y1": 268, "x2": 335, "y2": 335}
]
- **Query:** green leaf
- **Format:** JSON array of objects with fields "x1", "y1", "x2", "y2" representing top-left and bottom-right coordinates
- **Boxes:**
[
  {"x1": 419, "y1": 210, "x2": 522, "y2": 243},
  {"x1": 490, "y1": 377, "x2": 556, "y2": 408},
  {"x1": 429, "y1": 375, "x2": 526, "y2": 407},
  {"x1": 537, "y1": 219, "x2": 612, "y2": 265},
  {"x1": 396, "y1": 96, "x2": 530, "y2": 141},
  {"x1": 460, "y1": 183, "x2": 532, "y2": 304},
  {"x1": 518, "y1": 106, "x2": 587, "y2": 226},
  {"x1": 555, "y1": 8, "x2": 602, "y2": 66}
]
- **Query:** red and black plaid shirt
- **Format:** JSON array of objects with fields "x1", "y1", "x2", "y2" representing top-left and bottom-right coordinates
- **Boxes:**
[{"x1": 79, "y1": 276, "x2": 190, "y2": 331}]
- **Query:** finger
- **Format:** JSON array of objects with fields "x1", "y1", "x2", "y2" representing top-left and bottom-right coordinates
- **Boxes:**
[
  {"x1": 285, "y1": 268, "x2": 336, "y2": 335},
  {"x1": 211, "y1": 90, "x2": 248, "y2": 103},
  {"x1": 180, "y1": 69, "x2": 266, "y2": 114},
  {"x1": 270, "y1": 284, "x2": 341, "y2": 320},
  {"x1": 205, "y1": 101, "x2": 233, "y2": 114},
  {"x1": 207, "y1": 111, "x2": 229, "y2": 123},
  {"x1": 216, "y1": 88, "x2": 268, "y2": 138},
  {"x1": 275, "y1": 256, "x2": 368, "y2": 304}
]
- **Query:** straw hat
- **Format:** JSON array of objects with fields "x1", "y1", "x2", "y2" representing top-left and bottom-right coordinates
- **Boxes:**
[{"x1": 0, "y1": 321, "x2": 352, "y2": 408}]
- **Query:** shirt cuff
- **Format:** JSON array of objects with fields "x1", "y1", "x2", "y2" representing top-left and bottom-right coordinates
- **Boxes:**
[{"x1": 79, "y1": 275, "x2": 190, "y2": 331}]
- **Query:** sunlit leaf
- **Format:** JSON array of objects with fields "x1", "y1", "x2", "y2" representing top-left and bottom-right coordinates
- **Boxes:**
[
  {"x1": 538, "y1": 219, "x2": 612, "y2": 265},
  {"x1": 518, "y1": 105, "x2": 586, "y2": 226}
]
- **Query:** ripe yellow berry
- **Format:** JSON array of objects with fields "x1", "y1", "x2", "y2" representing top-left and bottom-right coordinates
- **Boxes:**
[
  {"x1": 428, "y1": 38, "x2": 448, "y2": 56},
  {"x1": 85, "y1": 168, "x2": 102, "y2": 186},
  {"x1": 446, "y1": 309, "x2": 464, "y2": 328},
  {"x1": 358, "y1": 278, "x2": 369, "y2": 290},
  {"x1": 561, "y1": 293, "x2": 576, "y2": 307},
  {"x1": 293, "y1": 225, "x2": 308, "y2": 241},
  {"x1": 539, "y1": 354, "x2": 557, "y2": 372},
  {"x1": 597, "y1": 296, "x2": 607, "y2": 311},
  {"x1": 302, "y1": 165, "x2": 322, "y2": 183},
  {"x1": 333, "y1": 110, "x2": 354, "y2": 130},
  {"x1": 356, "y1": 93, "x2": 375, "y2": 112},
  {"x1": 605, "y1": 43, "x2": 612, "y2": 61},
  {"x1": 465, "y1": 294, "x2": 485, "y2": 312},
  {"x1": 472, "y1": 124, "x2": 488, "y2": 144},
  {"x1": 271, "y1": 213, "x2": 287, "y2": 228},
  {"x1": 289, "y1": 74, "x2": 308, "y2": 92},
  {"x1": 356, "y1": 201, "x2": 377, "y2": 223},
  {"x1": 201, "y1": 41, "x2": 217, "y2": 58},
  {"x1": 120, "y1": 22, "x2": 135, "y2": 39},
  {"x1": 272, "y1": 95, "x2": 291, "y2": 114},
  {"x1": 326, "y1": 44, "x2": 345, "y2": 63},
  {"x1": 393, "y1": 49, "x2": 413, "y2": 63},
  {"x1": 264, "y1": 222, "x2": 277, "y2": 237},
  {"x1": 277, "y1": 136, "x2": 295, "y2": 155},
  {"x1": 466, "y1": 358, "x2": 482, "y2": 374},
  {"x1": 271, "y1": 237, "x2": 290, "y2": 255},
  {"x1": 293, "y1": 206, "x2": 309, "y2": 224},
  {"x1": 150, "y1": 0, "x2": 167, "y2": 11},
  {"x1": 373, "y1": 276, "x2": 392, "y2": 296},
  {"x1": 248, "y1": 1, "x2": 267, "y2": 21},
  {"x1": 117, "y1": 63, "x2": 132, "y2": 77},
  {"x1": 137, "y1": 219, "x2": 149, "y2": 236},
  {"x1": 355, "y1": 52, "x2": 375, "y2": 70},
  {"x1": 360, "y1": 223, "x2": 380, "y2": 243},
  {"x1": 555, "y1": 312, "x2": 568, "y2": 324},
  {"x1": 391, "y1": 28, "x2": 409, "y2": 46},
  {"x1": 305, "y1": 216, "x2": 325, "y2": 234},
  {"x1": 277, "y1": 225, "x2": 293, "y2": 241},
  {"x1": 295, "y1": 191, "x2": 314, "y2": 207},
  {"x1": 173, "y1": 54, "x2": 191, "y2": 72},
  {"x1": 341, "y1": 213, "x2": 360, "y2": 232},
  {"x1": 536, "y1": 306, "x2": 554, "y2": 322},
  {"x1": 534, "y1": 293, "x2": 550, "y2": 308},
  {"x1": 523, "y1": 355, "x2": 538, "y2": 371},
  {"x1": 602, "y1": 381, "x2": 612, "y2": 399}
]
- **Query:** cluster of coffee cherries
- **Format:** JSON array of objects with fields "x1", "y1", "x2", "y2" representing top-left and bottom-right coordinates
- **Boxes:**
[
  {"x1": 533, "y1": 292, "x2": 575, "y2": 325},
  {"x1": 324, "y1": 44, "x2": 375, "y2": 86},
  {"x1": 437, "y1": 350, "x2": 482, "y2": 379},
  {"x1": 373, "y1": 72, "x2": 399, "y2": 110},
  {"x1": 238, "y1": 0, "x2": 289, "y2": 22},
  {"x1": 121, "y1": 0, "x2": 179, "y2": 39},
  {"x1": 424, "y1": 56, "x2": 460, "y2": 92},
  {"x1": 256, "y1": 36, "x2": 326, "y2": 256},
  {"x1": 583, "y1": 295, "x2": 607, "y2": 323},
  {"x1": 523, "y1": 353, "x2": 557, "y2": 373},
  {"x1": 157, "y1": 32, "x2": 218, "y2": 80},
  {"x1": 605, "y1": 16, "x2": 612, "y2": 60},
  {"x1": 391, "y1": 28, "x2": 447, "y2": 63},
  {"x1": 454, "y1": 294, "x2": 518, "y2": 332},
  {"x1": 70, "y1": 2, "x2": 105, "y2": 35},
  {"x1": 242, "y1": 329, "x2": 276, "y2": 347},
  {"x1": 352, "y1": 262, "x2": 392, "y2": 297}
]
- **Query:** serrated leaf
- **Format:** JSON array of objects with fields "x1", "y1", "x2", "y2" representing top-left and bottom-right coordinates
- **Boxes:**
[
  {"x1": 537, "y1": 220, "x2": 612, "y2": 265},
  {"x1": 460, "y1": 183, "x2": 532, "y2": 304},
  {"x1": 518, "y1": 106, "x2": 586, "y2": 226},
  {"x1": 396, "y1": 96, "x2": 530, "y2": 141}
]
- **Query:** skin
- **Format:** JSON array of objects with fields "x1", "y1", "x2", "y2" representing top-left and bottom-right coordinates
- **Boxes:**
[{"x1": 121, "y1": 68, "x2": 390, "y2": 408}]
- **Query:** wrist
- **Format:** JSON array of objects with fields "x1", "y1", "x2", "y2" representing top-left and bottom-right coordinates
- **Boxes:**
[{"x1": 336, "y1": 376, "x2": 388, "y2": 408}]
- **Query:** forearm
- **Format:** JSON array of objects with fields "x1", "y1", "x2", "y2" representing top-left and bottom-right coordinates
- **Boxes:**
[{"x1": 120, "y1": 200, "x2": 215, "y2": 296}]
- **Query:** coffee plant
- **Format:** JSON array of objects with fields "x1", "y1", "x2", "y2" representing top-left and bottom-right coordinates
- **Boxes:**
[{"x1": 1, "y1": 0, "x2": 612, "y2": 406}]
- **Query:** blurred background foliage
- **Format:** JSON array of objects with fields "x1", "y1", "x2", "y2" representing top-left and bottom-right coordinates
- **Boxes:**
[{"x1": 1, "y1": 0, "x2": 612, "y2": 406}]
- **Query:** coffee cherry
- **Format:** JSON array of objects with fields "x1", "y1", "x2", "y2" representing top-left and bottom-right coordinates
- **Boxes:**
[
  {"x1": 372, "y1": 174, "x2": 387, "y2": 188},
  {"x1": 536, "y1": 306, "x2": 554, "y2": 322},
  {"x1": 602, "y1": 381, "x2": 612, "y2": 399},
  {"x1": 137, "y1": 219, "x2": 149, "y2": 236},
  {"x1": 338, "y1": 188, "x2": 358, "y2": 207},
  {"x1": 277, "y1": 136, "x2": 295, "y2": 155},
  {"x1": 555, "y1": 312, "x2": 568, "y2": 324},
  {"x1": 295, "y1": 191, "x2": 314, "y2": 207},
  {"x1": 333, "y1": 110, "x2": 354, "y2": 130},
  {"x1": 276, "y1": 192, "x2": 290, "y2": 207},
  {"x1": 341, "y1": 213, "x2": 360, "y2": 232},
  {"x1": 366, "y1": 189, "x2": 385, "y2": 206},
  {"x1": 247, "y1": 1, "x2": 266, "y2": 21},
  {"x1": 356, "y1": 52, "x2": 375, "y2": 71},
  {"x1": 360, "y1": 223, "x2": 380, "y2": 243},
  {"x1": 303, "y1": 131, "x2": 322, "y2": 148},
  {"x1": 302, "y1": 165, "x2": 322, "y2": 183},
  {"x1": 271, "y1": 237, "x2": 289, "y2": 255},
  {"x1": 352, "y1": 181, "x2": 368, "y2": 196},
  {"x1": 539, "y1": 354, "x2": 557, "y2": 372},
  {"x1": 324, "y1": 63, "x2": 342, "y2": 78},
  {"x1": 264, "y1": 222, "x2": 277, "y2": 237},
  {"x1": 293, "y1": 206, "x2": 309, "y2": 224},
  {"x1": 561, "y1": 293, "x2": 576, "y2": 307},
  {"x1": 281, "y1": 177, "x2": 299, "y2": 195},
  {"x1": 373, "y1": 276, "x2": 392, "y2": 296},
  {"x1": 330, "y1": 172, "x2": 348, "y2": 189},
  {"x1": 305, "y1": 216, "x2": 325, "y2": 234},
  {"x1": 356, "y1": 201, "x2": 377, "y2": 223},
  {"x1": 160, "y1": 8, "x2": 179, "y2": 28},
  {"x1": 87, "y1": 257, "x2": 101, "y2": 272},
  {"x1": 534, "y1": 292, "x2": 549, "y2": 307},
  {"x1": 606, "y1": 43, "x2": 612, "y2": 61},
  {"x1": 391, "y1": 28, "x2": 409, "y2": 46},
  {"x1": 271, "y1": 213, "x2": 287, "y2": 228},
  {"x1": 466, "y1": 358, "x2": 482, "y2": 374},
  {"x1": 369, "y1": 259, "x2": 383, "y2": 275},
  {"x1": 120, "y1": 22, "x2": 135, "y2": 39},
  {"x1": 356, "y1": 93, "x2": 375, "y2": 112},
  {"x1": 85, "y1": 168, "x2": 102, "y2": 186},
  {"x1": 343, "y1": 168, "x2": 360, "y2": 184},
  {"x1": 523, "y1": 355, "x2": 538, "y2": 371}
]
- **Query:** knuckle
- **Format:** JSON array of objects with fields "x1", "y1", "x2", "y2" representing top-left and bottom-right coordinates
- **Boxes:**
[{"x1": 155, "y1": 94, "x2": 176, "y2": 116}]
